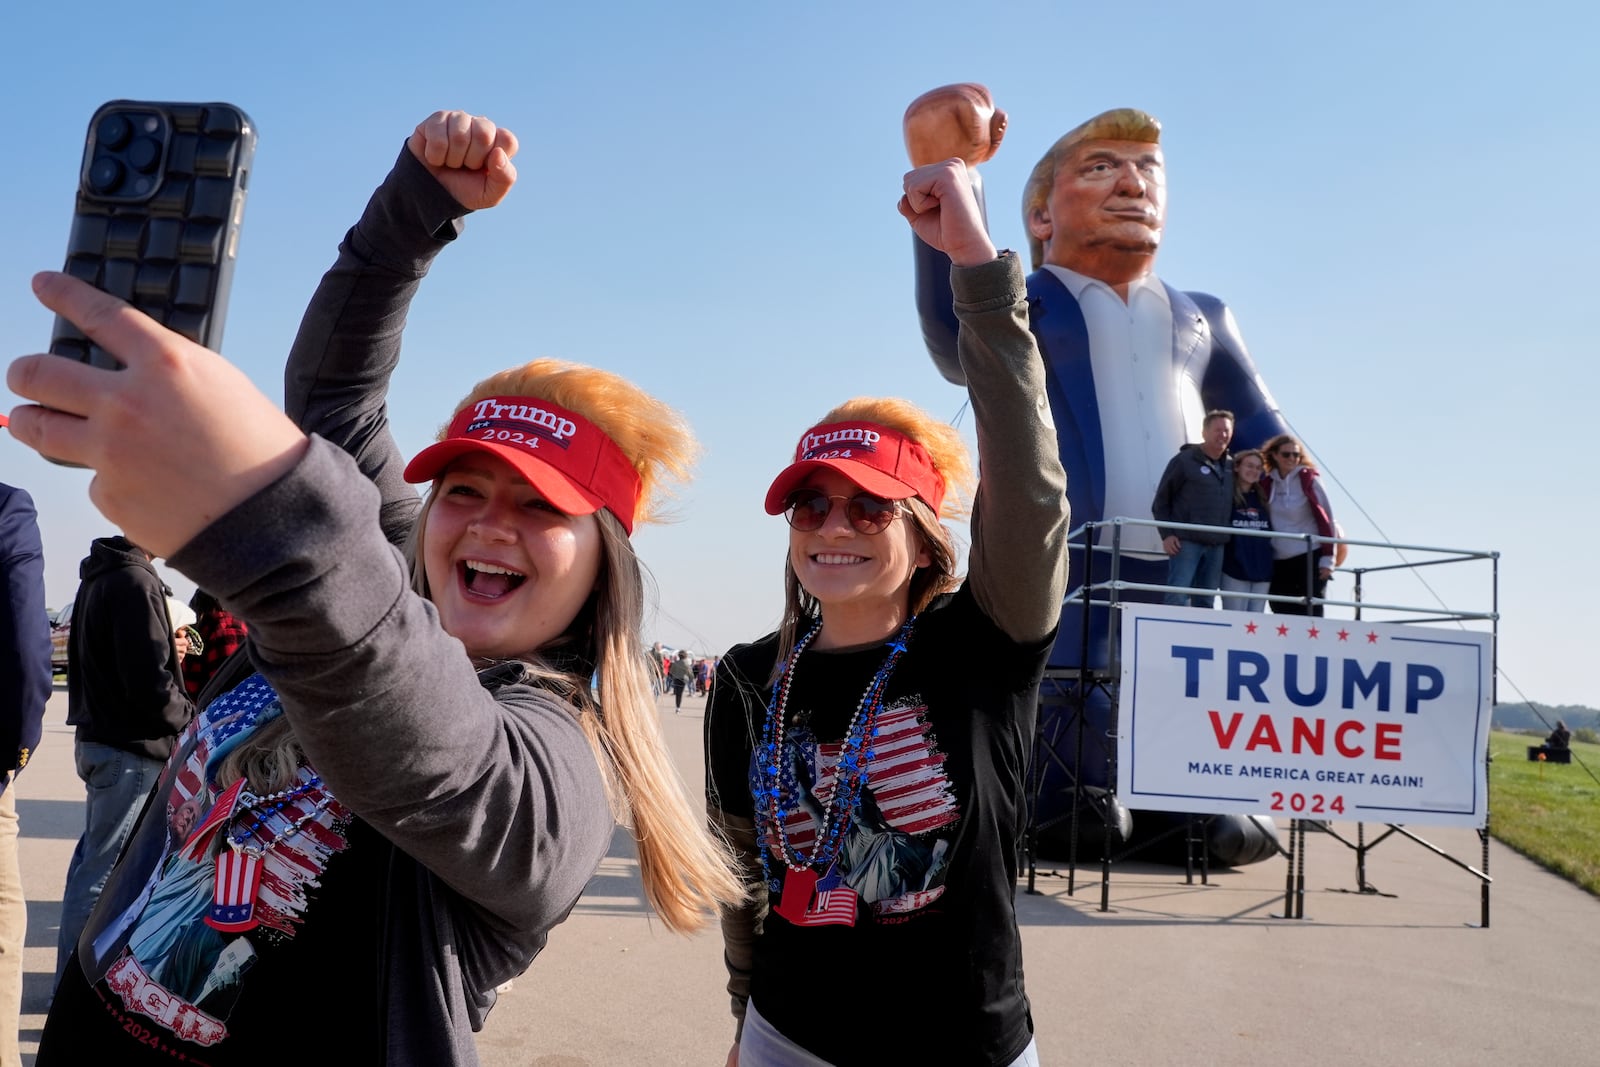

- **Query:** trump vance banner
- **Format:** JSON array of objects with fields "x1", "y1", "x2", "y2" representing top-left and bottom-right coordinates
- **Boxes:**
[{"x1": 1116, "y1": 605, "x2": 1492, "y2": 829}]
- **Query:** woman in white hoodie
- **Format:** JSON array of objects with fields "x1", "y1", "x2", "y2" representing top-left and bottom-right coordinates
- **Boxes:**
[{"x1": 1261, "y1": 434, "x2": 1338, "y2": 616}]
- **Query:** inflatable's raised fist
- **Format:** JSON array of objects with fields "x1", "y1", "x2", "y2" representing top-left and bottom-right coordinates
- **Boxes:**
[{"x1": 902, "y1": 83, "x2": 1007, "y2": 168}]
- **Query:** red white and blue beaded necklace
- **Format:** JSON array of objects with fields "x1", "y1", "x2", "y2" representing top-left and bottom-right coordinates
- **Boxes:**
[{"x1": 752, "y1": 614, "x2": 918, "y2": 895}]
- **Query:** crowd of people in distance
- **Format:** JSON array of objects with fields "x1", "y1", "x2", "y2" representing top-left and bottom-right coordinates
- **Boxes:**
[
  {"x1": 650, "y1": 642, "x2": 719, "y2": 710},
  {"x1": 1152, "y1": 409, "x2": 1343, "y2": 616}
]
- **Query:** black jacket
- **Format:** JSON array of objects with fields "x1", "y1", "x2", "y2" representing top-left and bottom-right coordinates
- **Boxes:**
[
  {"x1": 64, "y1": 536, "x2": 192, "y2": 760},
  {"x1": 1151, "y1": 444, "x2": 1234, "y2": 545}
]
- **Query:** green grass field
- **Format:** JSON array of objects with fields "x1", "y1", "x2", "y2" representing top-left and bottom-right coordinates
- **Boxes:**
[{"x1": 1488, "y1": 731, "x2": 1600, "y2": 897}]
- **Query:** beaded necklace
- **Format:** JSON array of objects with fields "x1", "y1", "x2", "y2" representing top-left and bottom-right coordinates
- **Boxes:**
[
  {"x1": 753, "y1": 614, "x2": 917, "y2": 893},
  {"x1": 227, "y1": 772, "x2": 332, "y2": 859}
]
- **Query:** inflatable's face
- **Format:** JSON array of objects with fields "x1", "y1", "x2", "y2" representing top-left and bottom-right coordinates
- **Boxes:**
[{"x1": 1031, "y1": 138, "x2": 1166, "y2": 274}]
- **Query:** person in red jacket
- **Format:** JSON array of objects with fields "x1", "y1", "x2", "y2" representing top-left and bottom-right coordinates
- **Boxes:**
[{"x1": 180, "y1": 589, "x2": 248, "y2": 700}]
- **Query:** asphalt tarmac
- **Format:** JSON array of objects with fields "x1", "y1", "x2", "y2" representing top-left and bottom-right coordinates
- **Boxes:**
[{"x1": 17, "y1": 683, "x2": 1600, "y2": 1065}]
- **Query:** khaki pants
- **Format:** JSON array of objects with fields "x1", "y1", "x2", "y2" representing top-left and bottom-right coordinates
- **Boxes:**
[{"x1": 0, "y1": 777, "x2": 23, "y2": 1067}]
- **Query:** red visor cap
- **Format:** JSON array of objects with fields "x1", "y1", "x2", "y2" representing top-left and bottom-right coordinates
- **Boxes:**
[
  {"x1": 763, "y1": 420, "x2": 946, "y2": 517},
  {"x1": 403, "y1": 395, "x2": 643, "y2": 534}
]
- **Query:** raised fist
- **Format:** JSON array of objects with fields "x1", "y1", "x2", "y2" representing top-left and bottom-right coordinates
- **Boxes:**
[
  {"x1": 898, "y1": 159, "x2": 997, "y2": 268},
  {"x1": 406, "y1": 110, "x2": 520, "y2": 211}
]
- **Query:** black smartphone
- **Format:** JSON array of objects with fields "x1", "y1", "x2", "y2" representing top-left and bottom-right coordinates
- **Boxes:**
[{"x1": 51, "y1": 99, "x2": 257, "y2": 367}]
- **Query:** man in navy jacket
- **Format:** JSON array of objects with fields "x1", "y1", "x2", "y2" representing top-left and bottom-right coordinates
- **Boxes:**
[{"x1": 1, "y1": 467, "x2": 53, "y2": 1061}]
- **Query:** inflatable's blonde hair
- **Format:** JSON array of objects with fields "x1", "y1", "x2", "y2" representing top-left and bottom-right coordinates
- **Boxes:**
[
  {"x1": 773, "y1": 397, "x2": 974, "y2": 672},
  {"x1": 1022, "y1": 107, "x2": 1162, "y2": 269}
]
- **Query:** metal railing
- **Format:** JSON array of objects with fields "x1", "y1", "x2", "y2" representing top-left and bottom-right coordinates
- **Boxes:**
[{"x1": 1063, "y1": 515, "x2": 1498, "y2": 621}]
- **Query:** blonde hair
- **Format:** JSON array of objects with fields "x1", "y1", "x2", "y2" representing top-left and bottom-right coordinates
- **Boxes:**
[
  {"x1": 217, "y1": 715, "x2": 302, "y2": 794},
  {"x1": 234, "y1": 358, "x2": 742, "y2": 934},
  {"x1": 1022, "y1": 107, "x2": 1162, "y2": 269},
  {"x1": 438, "y1": 358, "x2": 696, "y2": 525},
  {"x1": 816, "y1": 396, "x2": 975, "y2": 518},
  {"x1": 773, "y1": 397, "x2": 975, "y2": 673}
]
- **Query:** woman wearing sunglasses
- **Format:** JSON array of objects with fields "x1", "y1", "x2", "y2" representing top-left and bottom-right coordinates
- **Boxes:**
[
  {"x1": 704, "y1": 159, "x2": 1069, "y2": 1067},
  {"x1": 1261, "y1": 433, "x2": 1338, "y2": 615}
]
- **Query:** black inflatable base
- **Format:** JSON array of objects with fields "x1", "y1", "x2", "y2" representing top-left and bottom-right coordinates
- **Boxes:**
[
  {"x1": 1032, "y1": 787, "x2": 1132, "y2": 857},
  {"x1": 1035, "y1": 799, "x2": 1280, "y2": 868}
]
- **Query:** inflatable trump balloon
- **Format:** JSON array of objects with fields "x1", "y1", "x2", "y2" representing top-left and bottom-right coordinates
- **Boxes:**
[{"x1": 907, "y1": 84, "x2": 1294, "y2": 866}]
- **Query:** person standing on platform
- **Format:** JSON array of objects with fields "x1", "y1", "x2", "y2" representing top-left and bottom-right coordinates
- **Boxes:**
[
  {"x1": 1151, "y1": 409, "x2": 1234, "y2": 607},
  {"x1": 1220, "y1": 448, "x2": 1273, "y2": 612},
  {"x1": 1262, "y1": 434, "x2": 1337, "y2": 615}
]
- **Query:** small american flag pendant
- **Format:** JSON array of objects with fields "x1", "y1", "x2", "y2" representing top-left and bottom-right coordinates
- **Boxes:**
[{"x1": 205, "y1": 847, "x2": 264, "y2": 932}]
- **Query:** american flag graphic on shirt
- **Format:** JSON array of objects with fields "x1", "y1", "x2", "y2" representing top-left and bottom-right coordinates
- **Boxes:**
[
  {"x1": 93, "y1": 673, "x2": 355, "y2": 1045},
  {"x1": 761, "y1": 696, "x2": 960, "y2": 924}
]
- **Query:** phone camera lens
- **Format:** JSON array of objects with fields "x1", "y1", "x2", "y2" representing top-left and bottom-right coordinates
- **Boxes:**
[
  {"x1": 127, "y1": 136, "x2": 161, "y2": 173},
  {"x1": 97, "y1": 114, "x2": 132, "y2": 150},
  {"x1": 88, "y1": 157, "x2": 125, "y2": 194}
]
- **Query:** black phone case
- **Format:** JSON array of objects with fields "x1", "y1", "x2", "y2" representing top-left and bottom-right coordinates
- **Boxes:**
[{"x1": 50, "y1": 100, "x2": 257, "y2": 368}]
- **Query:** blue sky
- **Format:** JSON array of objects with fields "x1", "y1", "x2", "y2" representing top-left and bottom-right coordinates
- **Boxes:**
[{"x1": 4, "y1": 1, "x2": 1596, "y2": 708}]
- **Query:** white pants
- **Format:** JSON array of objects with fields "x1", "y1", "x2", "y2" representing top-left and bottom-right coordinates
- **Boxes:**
[
  {"x1": 741, "y1": 999, "x2": 1040, "y2": 1066},
  {"x1": 0, "y1": 779, "x2": 23, "y2": 1067},
  {"x1": 1220, "y1": 574, "x2": 1269, "y2": 614}
]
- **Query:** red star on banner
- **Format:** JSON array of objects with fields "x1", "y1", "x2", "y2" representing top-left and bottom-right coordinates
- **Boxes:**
[
  {"x1": 1337, "y1": 629, "x2": 1350, "y2": 641},
  {"x1": 1307, "y1": 626, "x2": 1320, "y2": 639},
  {"x1": 1276, "y1": 624, "x2": 1290, "y2": 637},
  {"x1": 1245, "y1": 621, "x2": 1258, "y2": 634},
  {"x1": 1367, "y1": 631, "x2": 1380, "y2": 643}
]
